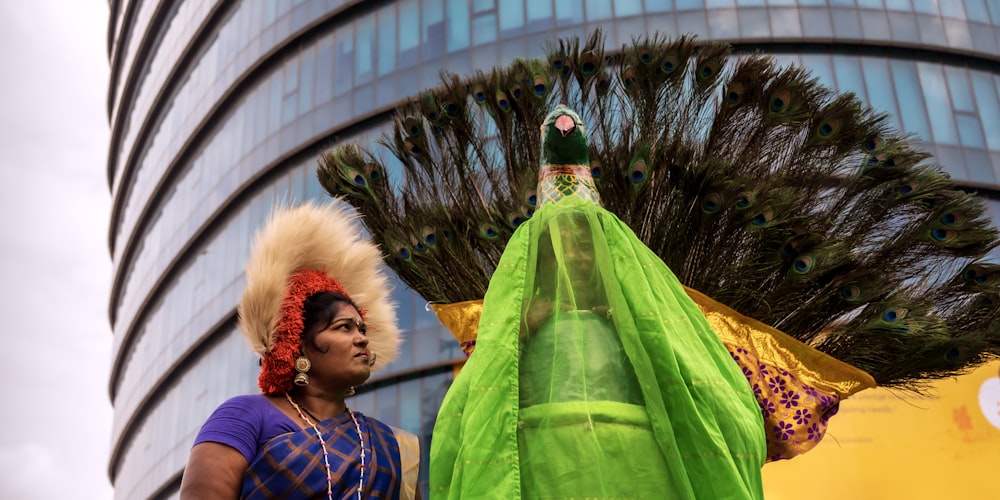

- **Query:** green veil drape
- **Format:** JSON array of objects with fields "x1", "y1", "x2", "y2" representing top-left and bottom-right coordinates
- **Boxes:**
[{"x1": 430, "y1": 195, "x2": 766, "y2": 499}]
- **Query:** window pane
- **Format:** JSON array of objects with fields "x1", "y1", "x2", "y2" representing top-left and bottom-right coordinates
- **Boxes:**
[
  {"x1": 615, "y1": 0, "x2": 644, "y2": 16},
  {"x1": 955, "y1": 114, "x2": 986, "y2": 148},
  {"x1": 334, "y1": 28, "x2": 354, "y2": 96},
  {"x1": 555, "y1": 0, "x2": 585, "y2": 26},
  {"x1": 423, "y1": 0, "x2": 445, "y2": 59},
  {"x1": 356, "y1": 16, "x2": 376, "y2": 85},
  {"x1": 971, "y1": 72, "x2": 1000, "y2": 150},
  {"x1": 526, "y1": 0, "x2": 554, "y2": 30},
  {"x1": 447, "y1": 0, "x2": 470, "y2": 51},
  {"x1": 316, "y1": 35, "x2": 334, "y2": 103},
  {"x1": 964, "y1": 0, "x2": 989, "y2": 22},
  {"x1": 862, "y1": 56, "x2": 901, "y2": 130},
  {"x1": 889, "y1": 59, "x2": 933, "y2": 143},
  {"x1": 832, "y1": 55, "x2": 868, "y2": 102},
  {"x1": 801, "y1": 54, "x2": 835, "y2": 89},
  {"x1": 471, "y1": 13, "x2": 497, "y2": 45},
  {"x1": 943, "y1": 66, "x2": 973, "y2": 112},
  {"x1": 377, "y1": 5, "x2": 397, "y2": 75},
  {"x1": 499, "y1": 0, "x2": 525, "y2": 34},
  {"x1": 917, "y1": 62, "x2": 959, "y2": 145},
  {"x1": 298, "y1": 46, "x2": 315, "y2": 114},
  {"x1": 586, "y1": 0, "x2": 613, "y2": 20},
  {"x1": 647, "y1": 0, "x2": 676, "y2": 13},
  {"x1": 676, "y1": 0, "x2": 705, "y2": 9},
  {"x1": 912, "y1": 0, "x2": 939, "y2": 15},
  {"x1": 399, "y1": 0, "x2": 420, "y2": 67}
]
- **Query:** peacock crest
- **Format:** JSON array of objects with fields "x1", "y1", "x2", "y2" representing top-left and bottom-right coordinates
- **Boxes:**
[{"x1": 317, "y1": 29, "x2": 1000, "y2": 391}]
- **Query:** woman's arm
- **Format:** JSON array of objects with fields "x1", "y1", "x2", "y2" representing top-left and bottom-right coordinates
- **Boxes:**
[{"x1": 179, "y1": 442, "x2": 248, "y2": 499}]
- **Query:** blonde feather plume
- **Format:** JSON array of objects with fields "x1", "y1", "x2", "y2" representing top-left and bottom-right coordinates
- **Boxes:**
[{"x1": 237, "y1": 200, "x2": 401, "y2": 372}]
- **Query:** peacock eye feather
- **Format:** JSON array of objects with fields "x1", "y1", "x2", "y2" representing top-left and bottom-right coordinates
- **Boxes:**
[
  {"x1": 864, "y1": 136, "x2": 883, "y2": 152},
  {"x1": 442, "y1": 102, "x2": 460, "y2": 116},
  {"x1": 396, "y1": 245, "x2": 412, "y2": 262},
  {"x1": 630, "y1": 159, "x2": 647, "y2": 185},
  {"x1": 364, "y1": 163, "x2": 382, "y2": 182},
  {"x1": 698, "y1": 60, "x2": 719, "y2": 81},
  {"x1": 929, "y1": 228, "x2": 957, "y2": 242},
  {"x1": 793, "y1": 255, "x2": 815, "y2": 273},
  {"x1": 347, "y1": 169, "x2": 367, "y2": 187},
  {"x1": 403, "y1": 117, "x2": 423, "y2": 138},
  {"x1": 623, "y1": 67, "x2": 637, "y2": 89},
  {"x1": 702, "y1": 193, "x2": 722, "y2": 214},
  {"x1": 939, "y1": 211, "x2": 965, "y2": 226},
  {"x1": 422, "y1": 226, "x2": 437, "y2": 247},
  {"x1": 496, "y1": 91, "x2": 511, "y2": 111},
  {"x1": 816, "y1": 118, "x2": 841, "y2": 138},
  {"x1": 734, "y1": 191, "x2": 755, "y2": 209},
  {"x1": 532, "y1": 75, "x2": 548, "y2": 96},
  {"x1": 404, "y1": 139, "x2": 423, "y2": 157},
  {"x1": 548, "y1": 52, "x2": 565, "y2": 70},
  {"x1": 639, "y1": 48, "x2": 653, "y2": 65},
  {"x1": 590, "y1": 159, "x2": 603, "y2": 179},
  {"x1": 882, "y1": 308, "x2": 907, "y2": 322},
  {"x1": 725, "y1": 83, "x2": 744, "y2": 106},
  {"x1": 508, "y1": 212, "x2": 526, "y2": 228},
  {"x1": 945, "y1": 346, "x2": 968, "y2": 363},
  {"x1": 579, "y1": 50, "x2": 599, "y2": 75},
  {"x1": 480, "y1": 224, "x2": 499, "y2": 240},
  {"x1": 660, "y1": 55, "x2": 678, "y2": 74},
  {"x1": 751, "y1": 209, "x2": 774, "y2": 227},
  {"x1": 769, "y1": 89, "x2": 792, "y2": 114},
  {"x1": 472, "y1": 84, "x2": 488, "y2": 103},
  {"x1": 510, "y1": 83, "x2": 524, "y2": 100},
  {"x1": 840, "y1": 286, "x2": 862, "y2": 301},
  {"x1": 596, "y1": 74, "x2": 611, "y2": 94},
  {"x1": 524, "y1": 190, "x2": 538, "y2": 207}
]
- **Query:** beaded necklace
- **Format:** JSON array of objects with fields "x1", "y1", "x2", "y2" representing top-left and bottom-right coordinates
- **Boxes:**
[{"x1": 285, "y1": 393, "x2": 367, "y2": 499}]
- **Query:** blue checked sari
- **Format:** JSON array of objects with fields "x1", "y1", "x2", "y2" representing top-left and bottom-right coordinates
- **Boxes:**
[{"x1": 242, "y1": 412, "x2": 419, "y2": 499}]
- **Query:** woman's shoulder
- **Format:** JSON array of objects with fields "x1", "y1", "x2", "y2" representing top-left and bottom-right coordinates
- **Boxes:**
[{"x1": 218, "y1": 393, "x2": 273, "y2": 412}]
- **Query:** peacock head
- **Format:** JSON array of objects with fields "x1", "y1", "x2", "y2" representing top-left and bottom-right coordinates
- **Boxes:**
[
  {"x1": 537, "y1": 105, "x2": 601, "y2": 206},
  {"x1": 541, "y1": 105, "x2": 590, "y2": 166}
]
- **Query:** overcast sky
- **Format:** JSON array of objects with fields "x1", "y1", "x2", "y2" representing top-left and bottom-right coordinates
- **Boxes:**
[{"x1": 0, "y1": 1, "x2": 114, "y2": 498}]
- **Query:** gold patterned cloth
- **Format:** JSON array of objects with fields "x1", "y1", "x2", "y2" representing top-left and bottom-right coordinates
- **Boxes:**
[
  {"x1": 537, "y1": 165, "x2": 601, "y2": 205},
  {"x1": 431, "y1": 288, "x2": 876, "y2": 461}
]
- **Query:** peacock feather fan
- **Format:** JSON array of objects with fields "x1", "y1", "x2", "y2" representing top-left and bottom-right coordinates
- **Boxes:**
[{"x1": 317, "y1": 29, "x2": 1000, "y2": 391}]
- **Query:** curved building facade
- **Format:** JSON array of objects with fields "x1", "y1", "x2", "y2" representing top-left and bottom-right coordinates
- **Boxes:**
[{"x1": 106, "y1": 1, "x2": 1000, "y2": 498}]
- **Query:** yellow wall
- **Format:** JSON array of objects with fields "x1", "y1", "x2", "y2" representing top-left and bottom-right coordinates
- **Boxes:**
[{"x1": 763, "y1": 360, "x2": 1000, "y2": 499}]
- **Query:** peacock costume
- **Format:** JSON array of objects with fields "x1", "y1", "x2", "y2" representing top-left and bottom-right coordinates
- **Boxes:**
[
  {"x1": 430, "y1": 106, "x2": 766, "y2": 498},
  {"x1": 317, "y1": 30, "x2": 1000, "y2": 500}
]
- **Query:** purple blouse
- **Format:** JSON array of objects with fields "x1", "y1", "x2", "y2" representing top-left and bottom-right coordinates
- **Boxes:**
[{"x1": 193, "y1": 394, "x2": 300, "y2": 463}]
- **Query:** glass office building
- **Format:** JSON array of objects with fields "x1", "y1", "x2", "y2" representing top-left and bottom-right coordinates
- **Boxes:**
[{"x1": 105, "y1": 1, "x2": 1000, "y2": 498}]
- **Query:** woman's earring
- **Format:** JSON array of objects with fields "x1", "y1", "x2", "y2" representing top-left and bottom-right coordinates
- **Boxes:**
[
  {"x1": 346, "y1": 387, "x2": 356, "y2": 396},
  {"x1": 369, "y1": 352, "x2": 377, "y2": 367},
  {"x1": 294, "y1": 356, "x2": 311, "y2": 386}
]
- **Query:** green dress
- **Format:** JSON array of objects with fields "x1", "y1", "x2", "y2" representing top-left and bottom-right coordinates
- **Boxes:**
[{"x1": 430, "y1": 107, "x2": 766, "y2": 499}]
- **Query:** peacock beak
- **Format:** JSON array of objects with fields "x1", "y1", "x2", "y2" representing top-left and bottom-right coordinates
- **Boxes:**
[{"x1": 555, "y1": 114, "x2": 576, "y2": 137}]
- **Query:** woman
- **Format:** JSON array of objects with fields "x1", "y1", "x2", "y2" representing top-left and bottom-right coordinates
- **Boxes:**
[{"x1": 180, "y1": 202, "x2": 420, "y2": 499}]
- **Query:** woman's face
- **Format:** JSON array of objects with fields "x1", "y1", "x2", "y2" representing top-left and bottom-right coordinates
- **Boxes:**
[{"x1": 303, "y1": 301, "x2": 372, "y2": 390}]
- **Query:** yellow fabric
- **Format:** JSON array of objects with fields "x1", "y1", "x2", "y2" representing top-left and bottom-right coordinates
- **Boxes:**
[
  {"x1": 683, "y1": 287, "x2": 876, "y2": 398},
  {"x1": 429, "y1": 302, "x2": 481, "y2": 356},
  {"x1": 390, "y1": 426, "x2": 420, "y2": 500}
]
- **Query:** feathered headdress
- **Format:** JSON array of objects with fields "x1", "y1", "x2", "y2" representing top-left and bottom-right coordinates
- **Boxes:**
[{"x1": 238, "y1": 201, "x2": 401, "y2": 395}]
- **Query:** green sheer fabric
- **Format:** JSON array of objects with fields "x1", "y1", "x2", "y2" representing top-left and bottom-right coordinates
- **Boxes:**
[{"x1": 431, "y1": 196, "x2": 766, "y2": 499}]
